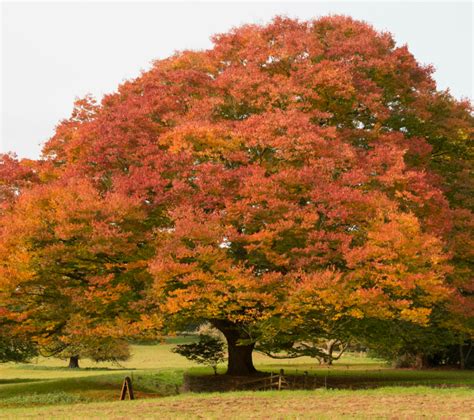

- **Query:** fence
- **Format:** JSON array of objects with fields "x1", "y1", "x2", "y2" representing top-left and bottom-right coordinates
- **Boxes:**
[{"x1": 233, "y1": 369, "x2": 323, "y2": 391}]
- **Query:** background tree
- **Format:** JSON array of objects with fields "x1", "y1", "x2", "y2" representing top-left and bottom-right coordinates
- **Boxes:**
[
  {"x1": 172, "y1": 334, "x2": 226, "y2": 375},
  {"x1": 56, "y1": 337, "x2": 130, "y2": 369},
  {"x1": 0, "y1": 320, "x2": 37, "y2": 364}
]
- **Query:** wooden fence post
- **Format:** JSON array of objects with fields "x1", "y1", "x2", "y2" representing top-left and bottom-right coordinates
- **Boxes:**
[
  {"x1": 278, "y1": 369, "x2": 284, "y2": 391},
  {"x1": 120, "y1": 376, "x2": 135, "y2": 400}
]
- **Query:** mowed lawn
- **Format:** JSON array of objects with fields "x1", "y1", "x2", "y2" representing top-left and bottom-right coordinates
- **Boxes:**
[
  {"x1": 1, "y1": 339, "x2": 473, "y2": 418},
  {"x1": 2, "y1": 388, "x2": 474, "y2": 419}
]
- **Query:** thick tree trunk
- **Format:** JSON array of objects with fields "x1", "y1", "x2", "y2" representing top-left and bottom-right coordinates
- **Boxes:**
[
  {"x1": 226, "y1": 341, "x2": 257, "y2": 376},
  {"x1": 68, "y1": 355, "x2": 80, "y2": 369},
  {"x1": 211, "y1": 320, "x2": 257, "y2": 376}
]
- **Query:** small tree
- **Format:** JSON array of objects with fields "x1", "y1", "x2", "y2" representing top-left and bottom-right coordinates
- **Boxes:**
[
  {"x1": 56, "y1": 337, "x2": 131, "y2": 369},
  {"x1": 0, "y1": 331, "x2": 37, "y2": 363},
  {"x1": 172, "y1": 335, "x2": 226, "y2": 375}
]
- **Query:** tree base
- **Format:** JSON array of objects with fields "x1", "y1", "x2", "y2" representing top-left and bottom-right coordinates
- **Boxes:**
[
  {"x1": 225, "y1": 342, "x2": 258, "y2": 376},
  {"x1": 211, "y1": 320, "x2": 257, "y2": 376}
]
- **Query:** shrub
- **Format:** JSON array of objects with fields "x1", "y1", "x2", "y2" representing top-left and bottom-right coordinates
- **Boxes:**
[{"x1": 172, "y1": 334, "x2": 226, "y2": 374}]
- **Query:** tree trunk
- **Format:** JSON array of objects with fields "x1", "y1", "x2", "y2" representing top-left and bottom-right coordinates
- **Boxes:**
[
  {"x1": 211, "y1": 320, "x2": 257, "y2": 376},
  {"x1": 414, "y1": 353, "x2": 430, "y2": 369},
  {"x1": 326, "y1": 340, "x2": 335, "y2": 366},
  {"x1": 68, "y1": 355, "x2": 80, "y2": 369},
  {"x1": 464, "y1": 342, "x2": 473, "y2": 369},
  {"x1": 226, "y1": 340, "x2": 257, "y2": 375},
  {"x1": 459, "y1": 342, "x2": 465, "y2": 370}
]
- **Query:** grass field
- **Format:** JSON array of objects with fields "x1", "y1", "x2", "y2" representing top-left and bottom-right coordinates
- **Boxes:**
[
  {"x1": 0, "y1": 338, "x2": 473, "y2": 418},
  {"x1": 3, "y1": 388, "x2": 474, "y2": 419}
]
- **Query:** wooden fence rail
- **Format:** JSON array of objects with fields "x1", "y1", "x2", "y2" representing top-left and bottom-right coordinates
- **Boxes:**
[{"x1": 236, "y1": 369, "x2": 293, "y2": 391}]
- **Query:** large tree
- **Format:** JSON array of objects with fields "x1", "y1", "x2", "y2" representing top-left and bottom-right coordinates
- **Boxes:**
[
  {"x1": 142, "y1": 17, "x2": 459, "y2": 374},
  {"x1": 1, "y1": 16, "x2": 472, "y2": 374}
]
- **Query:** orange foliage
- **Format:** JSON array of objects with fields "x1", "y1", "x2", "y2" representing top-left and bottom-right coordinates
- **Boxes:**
[{"x1": 1, "y1": 16, "x2": 472, "y2": 362}]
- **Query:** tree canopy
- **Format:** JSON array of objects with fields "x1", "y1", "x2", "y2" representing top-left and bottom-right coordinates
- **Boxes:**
[{"x1": 0, "y1": 16, "x2": 472, "y2": 373}]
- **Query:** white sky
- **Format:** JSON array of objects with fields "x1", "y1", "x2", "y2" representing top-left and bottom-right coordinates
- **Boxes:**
[{"x1": 1, "y1": 1, "x2": 473, "y2": 159}]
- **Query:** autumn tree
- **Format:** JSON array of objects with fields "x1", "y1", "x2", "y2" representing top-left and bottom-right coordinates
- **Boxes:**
[
  {"x1": 3, "y1": 16, "x2": 471, "y2": 374},
  {"x1": 0, "y1": 180, "x2": 151, "y2": 367},
  {"x1": 144, "y1": 17, "x2": 459, "y2": 374},
  {"x1": 0, "y1": 153, "x2": 38, "y2": 212}
]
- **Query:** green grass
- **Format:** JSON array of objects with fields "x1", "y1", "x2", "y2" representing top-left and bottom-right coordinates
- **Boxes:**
[
  {"x1": 259, "y1": 365, "x2": 474, "y2": 387},
  {"x1": 0, "y1": 339, "x2": 473, "y2": 418},
  {"x1": 1, "y1": 387, "x2": 473, "y2": 419},
  {"x1": 0, "y1": 340, "x2": 194, "y2": 407},
  {"x1": 1, "y1": 391, "x2": 91, "y2": 406}
]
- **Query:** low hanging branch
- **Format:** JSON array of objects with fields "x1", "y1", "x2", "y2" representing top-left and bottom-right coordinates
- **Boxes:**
[{"x1": 256, "y1": 339, "x2": 350, "y2": 365}]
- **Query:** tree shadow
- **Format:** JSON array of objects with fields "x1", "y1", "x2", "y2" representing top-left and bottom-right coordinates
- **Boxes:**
[
  {"x1": 13, "y1": 365, "x2": 137, "y2": 372},
  {"x1": 0, "y1": 378, "x2": 40, "y2": 385}
]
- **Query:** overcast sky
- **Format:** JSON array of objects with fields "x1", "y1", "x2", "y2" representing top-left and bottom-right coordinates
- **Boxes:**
[{"x1": 1, "y1": 1, "x2": 472, "y2": 159}]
